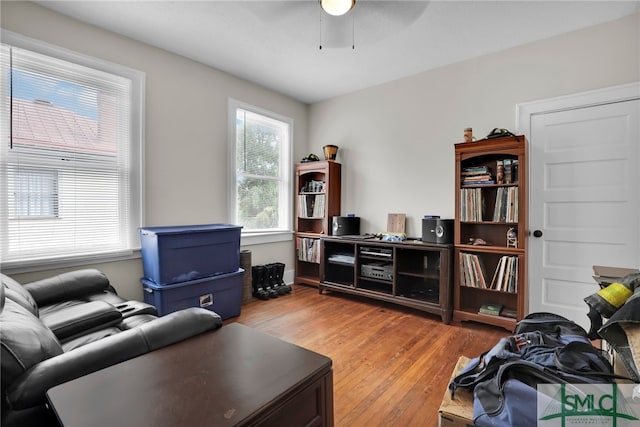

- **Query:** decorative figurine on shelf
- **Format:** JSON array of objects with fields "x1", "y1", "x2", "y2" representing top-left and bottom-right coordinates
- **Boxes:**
[
  {"x1": 469, "y1": 237, "x2": 488, "y2": 246},
  {"x1": 507, "y1": 227, "x2": 518, "y2": 248},
  {"x1": 496, "y1": 160, "x2": 504, "y2": 184},
  {"x1": 322, "y1": 145, "x2": 339, "y2": 161},
  {"x1": 464, "y1": 127, "x2": 476, "y2": 143}
]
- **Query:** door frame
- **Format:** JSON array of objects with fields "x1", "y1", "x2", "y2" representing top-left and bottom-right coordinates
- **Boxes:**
[
  {"x1": 517, "y1": 83, "x2": 640, "y2": 124},
  {"x1": 516, "y1": 81, "x2": 640, "y2": 314}
]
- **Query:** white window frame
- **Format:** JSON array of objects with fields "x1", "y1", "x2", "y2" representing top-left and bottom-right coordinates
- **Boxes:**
[
  {"x1": 227, "y1": 99, "x2": 293, "y2": 245},
  {"x1": 1, "y1": 30, "x2": 145, "y2": 273},
  {"x1": 11, "y1": 167, "x2": 59, "y2": 219}
]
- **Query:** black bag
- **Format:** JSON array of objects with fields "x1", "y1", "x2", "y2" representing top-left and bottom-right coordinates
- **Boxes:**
[
  {"x1": 486, "y1": 128, "x2": 519, "y2": 141},
  {"x1": 449, "y1": 313, "x2": 620, "y2": 426}
]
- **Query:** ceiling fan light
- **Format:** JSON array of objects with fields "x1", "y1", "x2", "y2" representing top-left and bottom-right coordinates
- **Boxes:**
[{"x1": 320, "y1": 0, "x2": 355, "y2": 16}]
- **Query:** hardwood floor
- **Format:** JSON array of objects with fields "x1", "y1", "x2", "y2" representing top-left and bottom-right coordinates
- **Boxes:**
[{"x1": 227, "y1": 284, "x2": 509, "y2": 426}]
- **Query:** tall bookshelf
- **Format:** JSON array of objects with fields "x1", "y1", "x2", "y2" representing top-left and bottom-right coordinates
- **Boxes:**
[
  {"x1": 453, "y1": 135, "x2": 528, "y2": 331},
  {"x1": 294, "y1": 160, "x2": 341, "y2": 287}
]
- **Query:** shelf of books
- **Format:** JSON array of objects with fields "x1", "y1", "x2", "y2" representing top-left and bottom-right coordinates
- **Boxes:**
[
  {"x1": 298, "y1": 193, "x2": 326, "y2": 219},
  {"x1": 294, "y1": 161, "x2": 341, "y2": 287},
  {"x1": 453, "y1": 135, "x2": 528, "y2": 331},
  {"x1": 297, "y1": 236, "x2": 321, "y2": 263}
]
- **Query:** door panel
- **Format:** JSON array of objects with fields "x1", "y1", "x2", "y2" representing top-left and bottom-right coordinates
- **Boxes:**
[{"x1": 529, "y1": 99, "x2": 639, "y2": 330}]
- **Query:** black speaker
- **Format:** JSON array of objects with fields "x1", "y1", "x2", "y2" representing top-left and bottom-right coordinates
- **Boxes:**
[
  {"x1": 332, "y1": 216, "x2": 360, "y2": 236},
  {"x1": 422, "y1": 219, "x2": 453, "y2": 244}
]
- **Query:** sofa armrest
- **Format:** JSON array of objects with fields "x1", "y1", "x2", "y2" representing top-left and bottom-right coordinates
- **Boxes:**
[
  {"x1": 6, "y1": 307, "x2": 223, "y2": 410},
  {"x1": 23, "y1": 269, "x2": 111, "y2": 306},
  {"x1": 41, "y1": 300, "x2": 123, "y2": 340}
]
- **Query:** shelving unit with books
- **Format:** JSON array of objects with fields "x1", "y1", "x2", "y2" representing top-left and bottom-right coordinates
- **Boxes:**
[
  {"x1": 294, "y1": 160, "x2": 341, "y2": 287},
  {"x1": 453, "y1": 135, "x2": 528, "y2": 331}
]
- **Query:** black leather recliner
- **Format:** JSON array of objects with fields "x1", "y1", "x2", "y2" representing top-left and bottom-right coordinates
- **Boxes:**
[{"x1": 1, "y1": 269, "x2": 223, "y2": 427}]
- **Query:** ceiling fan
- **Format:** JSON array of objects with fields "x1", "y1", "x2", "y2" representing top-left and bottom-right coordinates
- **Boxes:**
[
  {"x1": 255, "y1": 1, "x2": 431, "y2": 50},
  {"x1": 319, "y1": 0, "x2": 356, "y2": 16},
  {"x1": 322, "y1": 0, "x2": 432, "y2": 49}
]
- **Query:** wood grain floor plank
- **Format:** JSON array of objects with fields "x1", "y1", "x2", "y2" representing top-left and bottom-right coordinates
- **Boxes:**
[{"x1": 228, "y1": 284, "x2": 508, "y2": 426}]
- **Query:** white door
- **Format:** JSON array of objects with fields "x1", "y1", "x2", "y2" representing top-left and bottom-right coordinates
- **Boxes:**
[{"x1": 521, "y1": 87, "x2": 639, "y2": 331}]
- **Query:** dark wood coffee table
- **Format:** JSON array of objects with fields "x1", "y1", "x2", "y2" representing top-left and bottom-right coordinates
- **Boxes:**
[{"x1": 47, "y1": 323, "x2": 333, "y2": 426}]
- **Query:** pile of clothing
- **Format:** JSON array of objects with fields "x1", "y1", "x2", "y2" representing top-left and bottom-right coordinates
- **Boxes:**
[{"x1": 585, "y1": 271, "x2": 640, "y2": 381}]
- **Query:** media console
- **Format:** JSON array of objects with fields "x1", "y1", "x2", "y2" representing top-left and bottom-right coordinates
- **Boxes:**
[{"x1": 319, "y1": 236, "x2": 453, "y2": 323}]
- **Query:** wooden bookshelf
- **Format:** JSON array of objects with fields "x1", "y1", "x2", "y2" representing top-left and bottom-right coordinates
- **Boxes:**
[
  {"x1": 294, "y1": 160, "x2": 341, "y2": 287},
  {"x1": 453, "y1": 135, "x2": 528, "y2": 331}
]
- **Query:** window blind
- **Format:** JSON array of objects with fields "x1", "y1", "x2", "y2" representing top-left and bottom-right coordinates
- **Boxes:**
[
  {"x1": 233, "y1": 106, "x2": 291, "y2": 232},
  {"x1": 1, "y1": 41, "x2": 139, "y2": 264}
]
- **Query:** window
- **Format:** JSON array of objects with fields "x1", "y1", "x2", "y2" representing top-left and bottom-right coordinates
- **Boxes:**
[
  {"x1": 228, "y1": 99, "x2": 292, "y2": 240},
  {"x1": 1, "y1": 32, "x2": 144, "y2": 267},
  {"x1": 11, "y1": 168, "x2": 59, "y2": 218}
]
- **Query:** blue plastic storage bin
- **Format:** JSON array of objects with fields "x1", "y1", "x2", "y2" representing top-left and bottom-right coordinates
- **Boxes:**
[
  {"x1": 141, "y1": 269, "x2": 244, "y2": 319},
  {"x1": 139, "y1": 224, "x2": 242, "y2": 285}
]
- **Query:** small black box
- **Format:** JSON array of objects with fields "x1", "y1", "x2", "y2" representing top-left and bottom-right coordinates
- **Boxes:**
[
  {"x1": 422, "y1": 219, "x2": 453, "y2": 244},
  {"x1": 332, "y1": 216, "x2": 360, "y2": 236}
]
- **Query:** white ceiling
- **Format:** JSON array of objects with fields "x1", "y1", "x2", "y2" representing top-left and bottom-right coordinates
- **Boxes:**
[{"x1": 35, "y1": 1, "x2": 639, "y2": 104}]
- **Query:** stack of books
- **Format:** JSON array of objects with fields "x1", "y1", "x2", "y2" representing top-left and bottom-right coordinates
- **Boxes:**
[
  {"x1": 501, "y1": 159, "x2": 518, "y2": 184},
  {"x1": 501, "y1": 308, "x2": 517, "y2": 319},
  {"x1": 478, "y1": 303, "x2": 517, "y2": 318},
  {"x1": 303, "y1": 180, "x2": 326, "y2": 193},
  {"x1": 478, "y1": 303, "x2": 502, "y2": 316},
  {"x1": 461, "y1": 166, "x2": 494, "y2": 186}
]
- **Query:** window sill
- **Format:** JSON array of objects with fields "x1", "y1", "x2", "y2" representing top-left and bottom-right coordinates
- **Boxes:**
[
  {"x1": 2, "y1": 233, "x2": 294, "y2": 275},
  {"x1": 241, "y1": 230, "x2": 294, "y2": 246},
  {"x1": 1, "y1": 249, "x2": 142, "y2": 275}
]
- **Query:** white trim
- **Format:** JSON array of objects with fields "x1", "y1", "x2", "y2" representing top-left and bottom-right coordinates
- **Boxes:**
[
  {"x1": 227, "y1": 99, "x2": 238, "y2": 227},
  {"x1": 241, "y1": 230, "x2": 294, "y2": 246},
  {"x1": 1, "y1": 249, "x2": 142, "y2": 275},
  {"x1": 516, "y1": 81, "x2": 640, "y2": 316},
  {"x1": 1, "y1": 30, "x2": 144, "y2": 83},
  {"x1": 516, "y1": 82, "x2": 640, "y2": 138},
  {"x1": 1, "y1": 29, "x2": 145, "y2": 268},
  {"x1": 227, "y1": 98, "x2": 294, "y2": 242}
]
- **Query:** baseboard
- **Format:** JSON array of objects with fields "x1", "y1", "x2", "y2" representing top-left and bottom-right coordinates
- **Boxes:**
[{"x1": 284, "y1": 268, "x2": 294, "y2": 285}]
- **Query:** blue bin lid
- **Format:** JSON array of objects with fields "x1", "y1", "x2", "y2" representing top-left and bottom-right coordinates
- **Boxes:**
[
  {"x1": 139, "y1": 224, "x2": 242, "y2": 235},
  {"x1": 140, "y1": 268, "x2": 244, "y2": 289}
]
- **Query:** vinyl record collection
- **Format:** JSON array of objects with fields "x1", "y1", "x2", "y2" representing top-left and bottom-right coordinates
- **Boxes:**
[
  {"x1": 460, "y1": 187, "x2": 518, "y2": 223},
  {"x1": 459, "y1": 252, "x2": 518, "y2": 293},
  {"x1": 297, "y1": 237, "x2": 320, "y2": 263}
]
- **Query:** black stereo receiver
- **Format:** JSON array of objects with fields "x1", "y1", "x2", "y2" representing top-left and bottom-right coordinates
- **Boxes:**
[
  {"x1": 361, "y1": 262, "x2": 393, "y2": 281},
  {"x1": 360, "y1": 247, "x2": 392, "y2": 258}
]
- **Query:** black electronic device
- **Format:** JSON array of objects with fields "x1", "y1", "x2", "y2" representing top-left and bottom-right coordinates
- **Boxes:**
[
  {"x1": 360, "y1": 246, "x2": 393, "y2": 258},
  {"x1": 332, "y1": 216, "x2": 360, "y2": 236},
  {"x1": 422, "y1": 218, "x2": 453, "y2": 244},
  {"x1": 361, "y1": 262, "x2": 393, "y2": 281}
]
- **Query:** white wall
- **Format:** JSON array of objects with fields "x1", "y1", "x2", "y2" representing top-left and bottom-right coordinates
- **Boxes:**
[
  {"x1": 1, "y1": 1, "x2": 307, "y2": 299},
  {"x1": 2, "y1": 3, "x2": 639, "y2": 300},
  {"x1": 309, "y1": 13, "x2": 640, "y2": 238}
]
